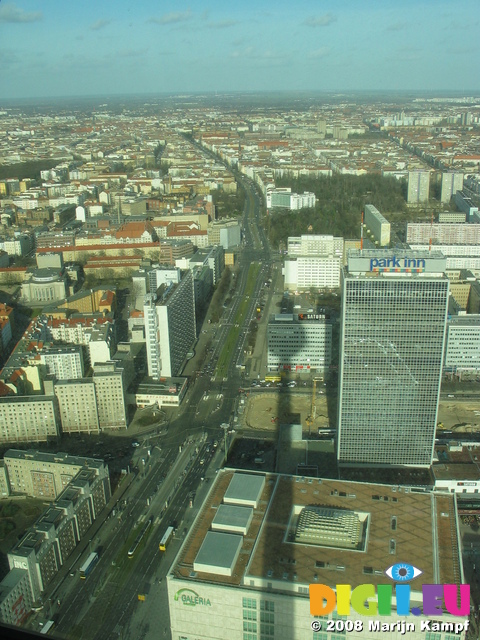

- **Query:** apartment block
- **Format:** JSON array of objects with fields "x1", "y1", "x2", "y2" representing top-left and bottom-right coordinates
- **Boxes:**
[
  {"x1": 406, "y1": 222, "x2": 480, "y2": 244},
  {"x1": 363, "y1": 204, "x2": 390, "y2": 246},
  {"x1": 0, "y1": 396, "x2": 59, "y2": 445},
  {"x1": 5, "y1": 464, "x2": 110, "y2": 609},
  {"x1": 92, "y1": 362, "x2": 128, "y2": 429},
  {"x1": 144, "y1": 271, "x2": 196, "y2": 379},
  {"x1": 39, "y1": 346, "x2": 84, "y2": 380},
  {"x1": 441, "y1": 172, "x2": 464, "y2": 203},
  {"x1": 3, "y1": 449, "x2": 108, "y2": 500},
  {"x1": 54, "y1": 379, "x2": 100, "y2": 434},
  {"x1": 407, "y1": 170, "x2": 430, "y2": 203}
]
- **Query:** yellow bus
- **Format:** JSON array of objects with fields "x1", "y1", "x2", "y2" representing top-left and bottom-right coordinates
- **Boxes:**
[
  {"x1": 159, "y1": 526, "x2": 174, "y2": 551},
  {"x1": 265, "y1": 375, "x2": 282, "y2": 383}
]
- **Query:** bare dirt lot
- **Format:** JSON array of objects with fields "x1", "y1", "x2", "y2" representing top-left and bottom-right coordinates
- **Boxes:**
[
  {"x1": 244, "y1": 391, "x2": 335, "y2": 433},
  {"x1": 438, "y1": 400, "x2": 480, "y2": 434},
  {"x1": 244, "y1": 394, "x2": 480, "y2": 436}
]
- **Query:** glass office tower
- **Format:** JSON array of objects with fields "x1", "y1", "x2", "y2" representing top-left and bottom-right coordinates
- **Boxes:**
[{"x1": 337, "y1": 250, "x2": 449, "y2": 467}]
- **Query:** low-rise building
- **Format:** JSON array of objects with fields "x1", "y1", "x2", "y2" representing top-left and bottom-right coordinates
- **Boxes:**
[
  {"x1": 134, "y1": 377, "x2": 188, "y2": 408},
  {"x1": 167, "y1": 470, "x2": 467, "y2": 640},
  {"x1": 444, "y1": 315, "x2": 480, "y2": 374},
  {"x1": 21, "y1": 268, "x2": 68, "y2": 304}
]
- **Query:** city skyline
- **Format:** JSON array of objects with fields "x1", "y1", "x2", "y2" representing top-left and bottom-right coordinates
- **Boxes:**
[{"x1": 0, "y1": 0, "x2": 479, "y2": 100}]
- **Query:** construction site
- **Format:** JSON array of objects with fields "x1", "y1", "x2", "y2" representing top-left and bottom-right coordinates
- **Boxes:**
[{"x1": 243, "y1": 379, "x2": 334, "y2": 435}]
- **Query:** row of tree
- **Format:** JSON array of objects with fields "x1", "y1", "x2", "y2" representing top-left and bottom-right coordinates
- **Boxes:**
[{"x1": 0, "y1": 159, "x2": 60, "y2": 181}]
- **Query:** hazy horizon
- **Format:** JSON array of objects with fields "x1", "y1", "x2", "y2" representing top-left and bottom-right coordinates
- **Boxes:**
[{"x1": 0, "y1": 0, "x2": 479, "y2": 101}]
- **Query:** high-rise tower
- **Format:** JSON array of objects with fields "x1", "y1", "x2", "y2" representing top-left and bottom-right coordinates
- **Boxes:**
[{"x1": 337, "y1": 250, "x2": 449, "y2": 467}]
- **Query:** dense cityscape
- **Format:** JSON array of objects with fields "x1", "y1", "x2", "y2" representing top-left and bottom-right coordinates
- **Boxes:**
[{"x1": 0, "y1": 91, "x2": 478, "y2": 640}]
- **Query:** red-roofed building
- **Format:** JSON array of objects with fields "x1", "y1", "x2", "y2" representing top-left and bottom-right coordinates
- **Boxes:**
[
  {"x1": 167, "y1": 222, "x2": 208, "y2": 247},
  {"x1": 115, "y1": 221, "x2": 156, "y2": 243}
]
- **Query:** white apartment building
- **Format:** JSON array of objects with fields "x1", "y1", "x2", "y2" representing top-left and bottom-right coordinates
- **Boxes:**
[
  {"x1": 284, "y1": 235, "x2": 343, "y2": 291},
  {"x1": 441, "y1": 172, "x2": 464, "y2": 203},
  {"x1": 54, "y1": 379, "x2": 100, "y2": 434},
  {"x1": 363, "y1": 204, "x2": 390, "y2": 247},
  {"x1": 144, "y1": 271, "x2": 196, "y2": 379},
  {"x1": 0, "y1": 396, "x2": 59, "y2": 444},
  {"x1": 46, "y1": 318, "x2": 114, "y2": 345},
  {"x1": 267, "y1": 313, "x2": 332, "y2": 372},
  {"x1": 407, "y1": 223, "x2": 480, "y2": 244},
  {"x1": 444, "y1": 315, "x2": 480, "y2": 374},
  {"x1": 287, "y1": 235, "x2": 343, "y2": 257},
  {"x1": 86, "y1": 324, "x2": 115, "y2": 367},
  {"x1": 266, "y1": 187, "x2": 316, "y2": 210},
  {"x1": 407, "y1": 170, "x2": 430, "y2": 203},
  {"x1": 92, "y1": 362, "x2": 127, "y2": 430},
  {"x1": 39, "y1": 346, "x2": 84, "y2": 380},
  {"x1": 438, "y1": 212, "x2": 466, "y2": 223},
  {"x1": 408, "y1": 244, "x2": 480, "y2": 276},
  {"x1": 284, "y1": 256, "x2": 342, "y2": 290}
]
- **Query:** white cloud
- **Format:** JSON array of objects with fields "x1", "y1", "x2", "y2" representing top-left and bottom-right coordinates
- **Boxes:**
[
  {"x1": 149, "y1": 10, "x2": 192, "y2": 26},
  {"x1": 0, "y1": 2, "x2": 42, "y2": 23},
  {"x1": 303, "y1": 14, "x2": 336, "y2": 28}
]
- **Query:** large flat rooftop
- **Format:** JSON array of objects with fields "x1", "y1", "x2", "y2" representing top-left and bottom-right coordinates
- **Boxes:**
[{"x1": 170, "y1": 470, "x2": 462, "y2": 592}]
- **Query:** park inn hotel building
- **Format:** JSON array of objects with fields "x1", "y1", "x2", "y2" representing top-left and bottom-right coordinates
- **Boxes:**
[
  {"x1": 167, "y1": 470, "x2": 468, "y2": 640},
  {"x1": 337, "y1": 250, "x2": 449, "y2": 468}
]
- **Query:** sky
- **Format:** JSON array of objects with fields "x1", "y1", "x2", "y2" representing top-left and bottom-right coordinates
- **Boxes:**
[{"x1": 0, "y1": 0, "x2": 479, "y2": 100}]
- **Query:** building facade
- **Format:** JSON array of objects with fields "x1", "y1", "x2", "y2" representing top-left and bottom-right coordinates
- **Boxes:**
[
  {"x1": 284, "y1": 235, "x2": 344, "y2": 291},
  {"x1": 363, "y1": 204, "x2": 390, "y2": 247},
  {"x1": 406, "y1": 222, "x2": 480, "y2": 245},
  {"x1": 144, "y1": 271, "x2": 196, "y2": 379},
  {"x1": 0, "y1": 396, "x2": 59, "y2": 445},
  {"x1": 54, "y1": 379, "x2": 100, "y2": 434},
  {"x1": 3, "y1": 450, "x2": 107, "y2": 500},
  {"x1": 92, "y1": 362, "x2": 128, "y2": 429},
  {"x1": 267, "y1": 314, "x2": 332, "y2": 372},
  {"x1": 441, "y1": 172, "x2": 464, "y2": 203},
  {"x1": 337, "y1": 250, "x2": 449, "y2": 467},
  {"x1": 4, "y1": 463, "x2": 110, "y2": 610},
  {"x1": 444, "y1": 316, "x2": 480, "y2": 374},
  {"x1": 407, "y1": 171, "x2": 430, "y2": 204}
]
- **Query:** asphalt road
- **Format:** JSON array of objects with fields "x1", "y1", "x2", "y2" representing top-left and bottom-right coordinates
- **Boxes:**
[{"x1": 42, "y1": 168, "x2": 270, "y2": 640}]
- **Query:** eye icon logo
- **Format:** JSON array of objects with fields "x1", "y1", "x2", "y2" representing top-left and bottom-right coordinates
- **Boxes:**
[{"x1": 385, "y1": 563, "x2": 422, "y2": 582}]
